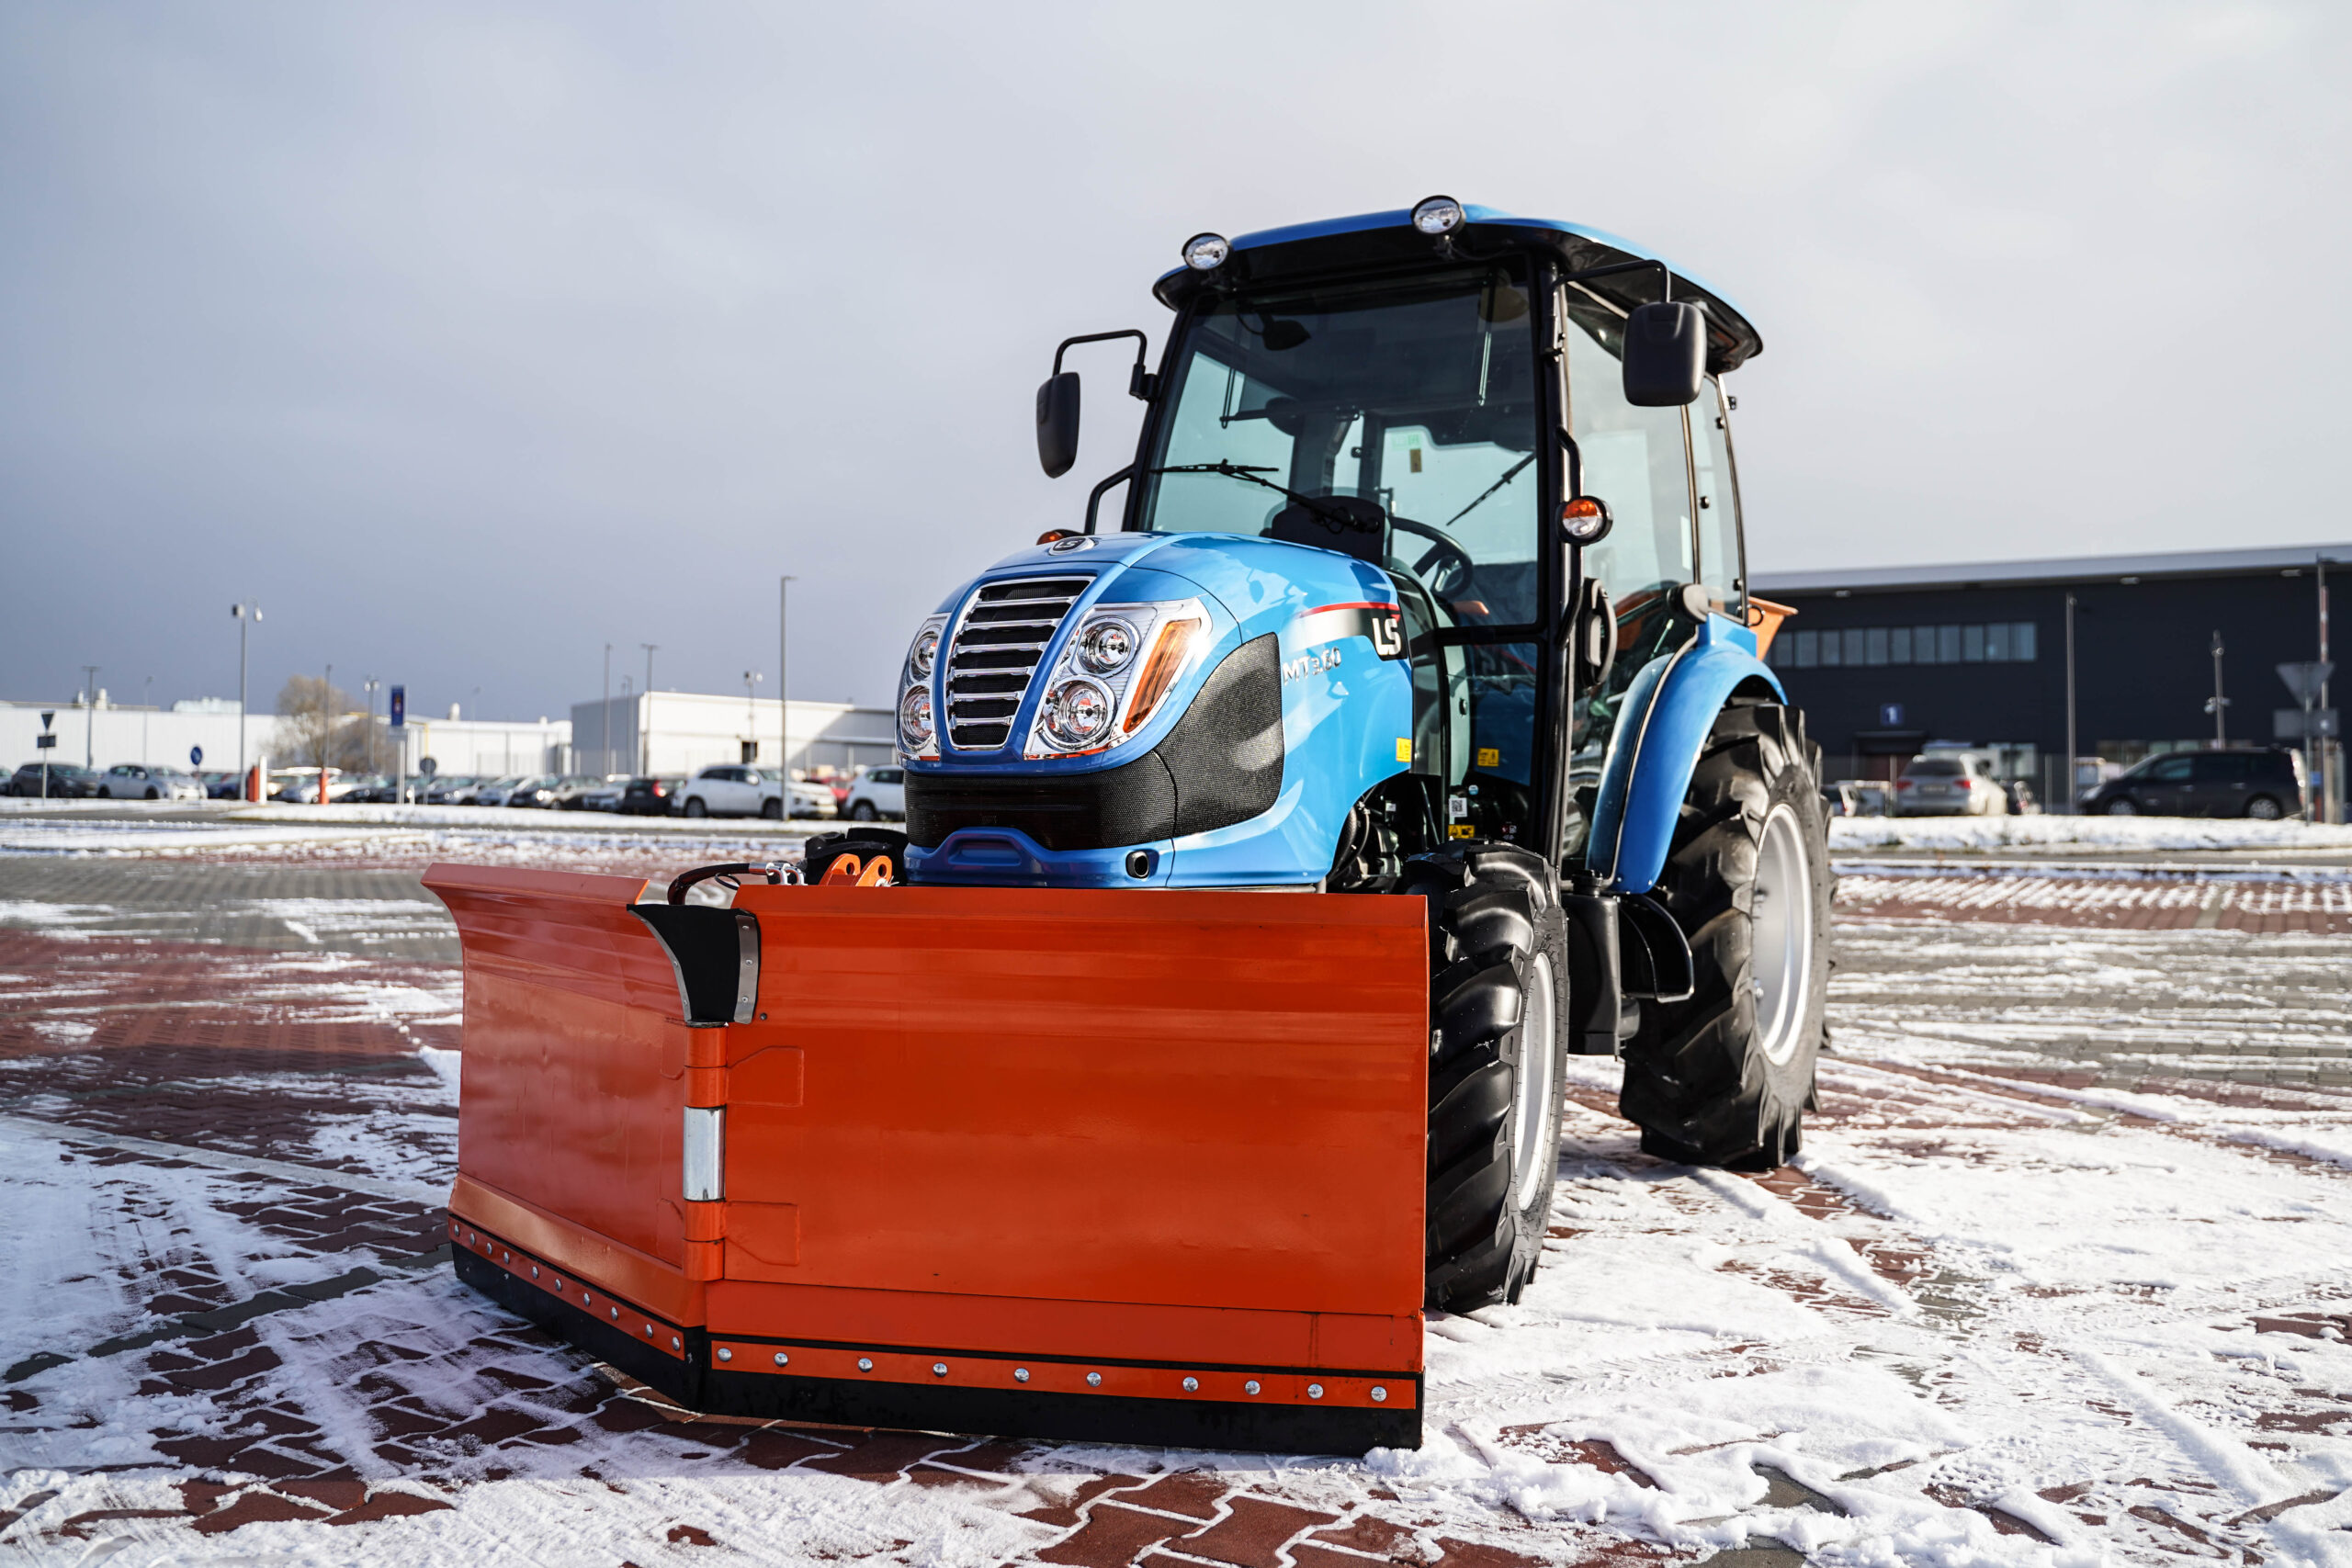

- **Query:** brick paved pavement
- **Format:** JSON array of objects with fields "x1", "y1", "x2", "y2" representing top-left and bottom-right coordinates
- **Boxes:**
[{"x1": 2, "y1": 846, "x2": 2348, "y2": 1563}]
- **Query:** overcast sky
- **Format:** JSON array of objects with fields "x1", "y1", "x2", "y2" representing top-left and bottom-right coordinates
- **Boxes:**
[{"x1": 4, "y1": 2, "x2": 2346, "y2": 721}]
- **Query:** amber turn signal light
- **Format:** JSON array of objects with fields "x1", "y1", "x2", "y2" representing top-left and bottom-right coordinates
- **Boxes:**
[
  {"x1": 1037, "y1": 529, "x2": 1077, "y2": 546},
  {"x1": 1560, "y1": 497, "x2": 1612, "y2": 546}
]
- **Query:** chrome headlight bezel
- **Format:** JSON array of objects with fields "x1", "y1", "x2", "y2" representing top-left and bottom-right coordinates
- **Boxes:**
[
  {"x1": 897, "y1": 614, "x2": 948, "y2": 760},
  {"x1": 1023, "y1": 598, "x2": 1212, "y2": 759}
]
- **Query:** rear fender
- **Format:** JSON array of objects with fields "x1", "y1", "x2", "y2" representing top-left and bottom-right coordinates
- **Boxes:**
[{"x1": 1587, "y1": 613, "x2": 1783, "y2": 896}]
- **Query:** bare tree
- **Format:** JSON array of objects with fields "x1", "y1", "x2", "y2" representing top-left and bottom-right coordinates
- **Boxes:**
[{"x1": 272, "y1": 676, "x2": 375, "y2": 775}]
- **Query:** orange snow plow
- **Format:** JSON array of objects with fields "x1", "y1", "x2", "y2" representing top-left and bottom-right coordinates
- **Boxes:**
[{"x1": 423, "y1": 863, "x2": 1430, "y2": 1452}]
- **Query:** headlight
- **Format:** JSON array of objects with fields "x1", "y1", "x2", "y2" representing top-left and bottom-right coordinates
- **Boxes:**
[
  {"x1": 897, "y1": 613, "x2": 948, "y2": 760},
  {"x1": 1023, "y1": 598, "x2": 1213, "y2": 759},
  {"x1": 1075, "y1": 617, "x2": 1138, "y2": 675},
  {"x1": 1041, "y1": 679, "x2": 1114, "y2": 748},
  {"x1": 1411, "y1": 195, "x2": 1464, "y2": 235},
  {"x1": 899, "y1": 685, "x2": 933, "y2": 750},
  {"x1": 1182, "y1": 232, "x2": 1230, "y2": 271}
]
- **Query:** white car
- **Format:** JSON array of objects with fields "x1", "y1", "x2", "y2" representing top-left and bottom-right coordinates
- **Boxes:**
[
  {"x1": 842, "y1": 767, "x2": 905, "y2": 821},
  {"x1": 680, "y1": 766, "x2": 840, "y2": 819},
  {"x1": 99, "y1": 763, "x2": 204, "y2": 801},
  {"x1": 1894, "y1": 754, "x2": 2009, "y2": 817}
]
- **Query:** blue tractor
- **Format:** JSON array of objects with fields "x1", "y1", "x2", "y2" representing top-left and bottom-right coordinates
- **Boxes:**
[{"x1": 828, "y1": 197, "x2": 1831, "y2": 1314}]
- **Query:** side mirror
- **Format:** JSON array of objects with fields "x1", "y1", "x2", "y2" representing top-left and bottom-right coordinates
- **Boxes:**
[
  {"x1": 1622, "y1": 301, "x2": 1706, "y2": 407},
  {"x1": 1036, "y1": 372, "x2": 1080, "y2": 478}
]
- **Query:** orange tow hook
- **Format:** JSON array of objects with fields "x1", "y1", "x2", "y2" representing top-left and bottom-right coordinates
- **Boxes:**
[{"x1": 819, "y1": 853, "x2": 894, "y2": 887}]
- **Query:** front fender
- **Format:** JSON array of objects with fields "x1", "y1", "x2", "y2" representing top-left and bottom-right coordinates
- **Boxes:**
[{"x1": 1588, "y1": 614, "x2": 1785, "y2": 896}]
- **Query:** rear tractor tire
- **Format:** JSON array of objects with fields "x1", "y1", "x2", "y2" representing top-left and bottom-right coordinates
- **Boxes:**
[
  {"x1": 1400, "y1": 843, "x2": 1569, "y2": 1312},
  {"x1": 1620, "y1": 702, "x2": 1831, "y2": 1172}
]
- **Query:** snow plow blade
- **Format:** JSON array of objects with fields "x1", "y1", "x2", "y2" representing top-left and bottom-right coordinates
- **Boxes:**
[{"x1": 423, "y1": 864, "x2": 1430, "y2": 1454}]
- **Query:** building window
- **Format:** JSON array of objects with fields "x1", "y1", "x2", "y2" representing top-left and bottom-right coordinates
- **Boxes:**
[{"x1": 1767, "y1": 620, "x2": 2040, "y2": 669}]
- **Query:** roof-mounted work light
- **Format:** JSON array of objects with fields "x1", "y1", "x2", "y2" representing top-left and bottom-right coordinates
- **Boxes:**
[
  {"x1": 1181, "y1": 232, "x2": 1230, "y2": 271},
  {"x1": 1411, "y1": 195, "x2": 1464, "y2": 235}
]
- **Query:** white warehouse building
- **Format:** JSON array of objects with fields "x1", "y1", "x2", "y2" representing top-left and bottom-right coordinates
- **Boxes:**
[{"x1": 568, "y1": 693, "x2": 896, "y2": 779}]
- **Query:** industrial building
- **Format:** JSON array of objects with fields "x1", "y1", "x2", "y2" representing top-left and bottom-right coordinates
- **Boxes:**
[
  {"x1": 0, "y1": 697, "x2": 570, "y2": 782},
  {"x1": 1751, "y1": 543, "x2": 2346, "y2": 814},
  {"x1": 566, "y1": 692, "x2": 895, "y2": 779}
]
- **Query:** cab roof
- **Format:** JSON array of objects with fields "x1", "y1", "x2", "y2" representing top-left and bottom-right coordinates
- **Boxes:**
[{"x1": 1153, "y1": 203, "x2": 1762, "y2": 374}]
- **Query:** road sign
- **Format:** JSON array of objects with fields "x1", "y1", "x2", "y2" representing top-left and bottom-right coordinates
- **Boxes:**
[
  {"x1": 189, "y1": 746, "x2": 203, "y2": 767},
  {"x1": 2279, "y1": 661, "x2": 2335, "y2": 705},
  {"x1": 34, "y1": 734, "x2": 56, "y2": 750},
  {"x1": 2276, "y1": 709, "x2": 2342, "y2": 740},
  {"x1": 390, "y1": 685, "x2": 405, "y2": 728},
  {"x1": 39, "y1": 711, "x2": 53, "y2": 731},
  {"x1": 418, "y1": 756, "x2": 439, "y2": 777},
  {"x1": 1880, "y1": 703, "x2": 1905, "y2": 726}
]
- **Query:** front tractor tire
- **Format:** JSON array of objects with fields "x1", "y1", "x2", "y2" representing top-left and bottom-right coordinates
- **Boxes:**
[
  {"x1": 1620, "y1": 702, "x2": 1831, "y2": 1172},
  {"x1": 1402, "y1": 844, "x2": 1569, "y2": 1312}
]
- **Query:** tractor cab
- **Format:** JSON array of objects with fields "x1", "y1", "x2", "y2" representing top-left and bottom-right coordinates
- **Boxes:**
[{"x1": 1044, "y1": 197, "x2": 1768, "y2": 872}]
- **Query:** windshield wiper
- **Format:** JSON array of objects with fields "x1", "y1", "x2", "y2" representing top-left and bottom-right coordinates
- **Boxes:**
[
  {"x1": 1437, "y1": 451, "x2": 1537, "y2": 529},
  {"x1": 1147, "y1": 461, "x2": 1362, "y2": 530}
]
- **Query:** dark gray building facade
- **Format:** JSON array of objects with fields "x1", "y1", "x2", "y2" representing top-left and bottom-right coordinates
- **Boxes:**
[{"x1": 1749, "y1": 544, "x2": 2346, "y2": 802}]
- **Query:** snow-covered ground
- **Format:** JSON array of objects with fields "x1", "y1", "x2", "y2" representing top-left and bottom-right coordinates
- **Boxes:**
[
  {"x1": 1831, "y1": 815, "x2": 2352, "y2": 855},
  {"x1": 2, "y1": 879, "x2": 2349, "y2": 1562}
]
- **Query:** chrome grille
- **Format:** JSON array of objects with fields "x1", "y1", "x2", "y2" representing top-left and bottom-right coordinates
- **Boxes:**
[{"x1": 944, "y1": 575, "x2": 1090, "y2": 750}]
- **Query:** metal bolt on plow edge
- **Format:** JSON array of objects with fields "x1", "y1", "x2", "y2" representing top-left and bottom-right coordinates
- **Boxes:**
[
  {"x1": 718, "y1": 1348, "x2": 733, "y2": 1362},
  {"x1": 1245, "y1": 1380, "x2": 1260, "y2": 1395},
  {"x1": 1307, "y1": 1383, "x2": 1324, "y2": 1399},
  {"x1": 1372, "y1": 1386, "x2": 1387, "y2": 1402},
  {"x1": 933, "y1": 1362, "x2": 949, "y2": 1377},
  {"x1": 858, "y1": 1358, "x2": 874, "y2": 1371},
  {"x1": 1014, "y1": 1368, "x2": 1029, "y2": 1382},
  {"x1": 1182, "y1": 1377, "x2": 1198, "y2": 1393},
  {"x1": 774, "y1": 1352, "x2": 789, "y2": 1367},
  {"x1": 1086, "y1": 1371, "x2": 1102, "y2": 1387}
]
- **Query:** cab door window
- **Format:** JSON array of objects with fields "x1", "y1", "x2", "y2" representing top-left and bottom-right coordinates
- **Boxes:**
[{"x1": 1689, "y1": 378, "x2": 1744, "y2": 615}]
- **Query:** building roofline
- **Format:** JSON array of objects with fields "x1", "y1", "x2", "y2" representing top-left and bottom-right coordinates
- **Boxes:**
[{"x1": 1751, "y1": 542, "x2": 2352, "y2": 595}]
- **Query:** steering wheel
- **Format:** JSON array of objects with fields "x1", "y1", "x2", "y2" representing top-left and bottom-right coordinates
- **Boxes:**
[{"x1": 1387, "y1": 515, "x2": 1476, "y2": 600}]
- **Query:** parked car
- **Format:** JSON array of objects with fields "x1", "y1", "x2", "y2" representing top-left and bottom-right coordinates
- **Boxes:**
[
  {"x1": 580, "y1": 778, "x2": 627, "y2": 811},
  {"x1": 618, "y1": 775, "x2": 683, "y2": 815},
  {"x1": 198, "y1": 770, "x2": 246, "y2": 799},
  {"x1": 788, "y1": 777, "x2": 839, "y2": 819},
  {"x1": 2083, "y1": 747, "x2": 2306, "y2": 819},
  {"x1": 422, "y1": 774, "x2": 479, "y2": 805},
  {"x1": 842, "y1": 766, "x2": 905, "y2": 821},
  {"x1": 470, "y1": 775, "x2": 527, "y2": 807},
  {"x1": 96, "y1": 763, "x2": 206, "y2": 801},
  {"x1": 9, "y1": 762, "x2": 102, "y2": 797},
  {"x1": 548, "y1": 774, "x2": 611, "y2": 810},
  {"x1": 337, "y1": 774, "x2": 395, "y2": 803},
  {"x1": 1894, "y1": 754, "x2": 2008, "y2": 817},
  {"x1": 674, "y1": 765, "x2": 831, "y2": 819},
  {"x1": 504, "y1": 775, "x2": 562, "y2": 808},
  {"x1": 269, "y1": 769, "x2": 345, "y2": 802}
]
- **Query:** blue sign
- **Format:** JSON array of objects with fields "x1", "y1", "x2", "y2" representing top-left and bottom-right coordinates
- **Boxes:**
[
  {"x1": 390, "y1": 685, "x2": 405, "y2": 728},
  {"x1": 189, "y1": 745, "x2": 203, "y2": 767},
  {"x1": 1881, "y1": 703, "x2": 1905, "y2": 727}
]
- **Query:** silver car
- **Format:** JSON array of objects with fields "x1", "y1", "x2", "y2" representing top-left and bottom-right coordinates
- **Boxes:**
[
  {"x1": 1894, "y1": 754, "x2": 2009, "y2": 817},
  {"x1": 99, "y1": 763, "x2": 204, "y2": 801}
]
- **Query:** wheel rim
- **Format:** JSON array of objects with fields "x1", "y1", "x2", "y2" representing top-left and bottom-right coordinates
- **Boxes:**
[
  {"x1": 2249, "y1": 797, "x2": 2281, "y2": 820},
  {"x1": 1510, "y1": 953, "x2": 1558, "y2": 1212},
  {"x1": 1752, "y1": 804, "x2": 1814, "y2": 1067},
  {"x1": 2110, "y1": 799, "x2": 2136, "y2": 816}
]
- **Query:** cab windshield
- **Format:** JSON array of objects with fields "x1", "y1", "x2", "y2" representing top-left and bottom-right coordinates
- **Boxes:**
[
  {"x1": 1135, "y1": 265, "x2": 1543, "y2": 622},
  {"x1": 1132, "y1": 265, "x2": 1546, "y2": 836}
]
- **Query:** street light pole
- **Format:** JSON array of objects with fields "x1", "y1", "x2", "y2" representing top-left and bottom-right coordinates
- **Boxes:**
[
  {"x1": 743, "y1": 671, "x2": 763, "y2": 764},
  {"x1": 142, "y1": 675, "x2": 153, "y2": 767},
  {"x1": 82, "y1": 665, "x2": 99, "y2": 768},
  {"x1": 364, "y1": 678, "x2": 379, "y2": 773},
  {"x1": 232, "y1": 604, "x2": 259, "y2": 791},
  {"x1": 779, "y1": 575, "x2": 797, "y2": 779},
  {"x1": 601, "y1": 642, "x2": 613, "y2": 775},
  {"x1": 640, "y1": 644, "x2": 658, "y2": 774},
  {"x1": 2064, "y1": 592, "x2": 2077, "y2": 814},
  {"x1": 2206, "y1": 631, "x2": 2228, "y2": 747}
]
